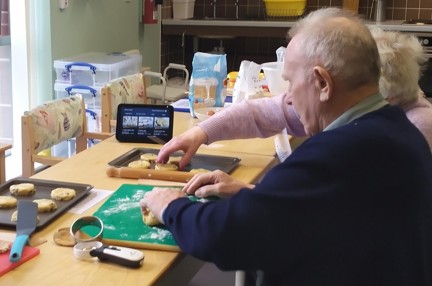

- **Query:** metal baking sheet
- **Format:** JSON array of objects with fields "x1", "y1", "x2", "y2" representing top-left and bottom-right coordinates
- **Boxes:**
[
  {"x1": 108, "y1": 148, "x2": 241, "y2": 173},
  {"x1": 0, "y1": 178, "x2": 93, "y2": 231}
]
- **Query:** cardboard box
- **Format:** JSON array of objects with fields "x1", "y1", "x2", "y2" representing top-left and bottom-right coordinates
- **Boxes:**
[{"x1": 173, "y1": 0, "x2": 195, "y2": 19}]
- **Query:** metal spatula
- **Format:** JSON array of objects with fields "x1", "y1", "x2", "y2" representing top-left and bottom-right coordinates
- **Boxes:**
[{"x1": 9, "y1": 201, "x2": 38, "y2": 262}]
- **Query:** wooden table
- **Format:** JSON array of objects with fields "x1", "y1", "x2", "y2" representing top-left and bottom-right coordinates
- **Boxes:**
[{"x1": 0, "y1": 135, "x2": 277, "y2": 285}]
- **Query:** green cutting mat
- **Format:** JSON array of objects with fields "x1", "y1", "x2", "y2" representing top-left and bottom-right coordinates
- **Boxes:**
[{"x1": 91, "y1": 184, "x2": 211, "y2": 252}]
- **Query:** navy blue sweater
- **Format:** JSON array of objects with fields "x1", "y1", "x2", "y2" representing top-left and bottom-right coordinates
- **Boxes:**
[{"x1": 163, "y1": 105, "x2": 432, "y2": 286}]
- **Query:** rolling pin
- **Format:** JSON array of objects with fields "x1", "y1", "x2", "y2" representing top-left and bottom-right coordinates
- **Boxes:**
[{"x1": 106, "y1": 166, "x2": 195, "y2": 183}]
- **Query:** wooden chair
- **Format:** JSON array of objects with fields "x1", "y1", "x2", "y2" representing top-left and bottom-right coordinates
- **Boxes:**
[
  {"x1": 101, "y1": 73, "x2": 147, "y2": 133},
  {"x1": 21, "y1": 95, "x2": 111, "y2": 177},
  {"x1": 145, "y1": 63, "x2": 189, "y2": 104},
  {"x1": 0, "y1": 143, "x2": 12, "y2": 183}
]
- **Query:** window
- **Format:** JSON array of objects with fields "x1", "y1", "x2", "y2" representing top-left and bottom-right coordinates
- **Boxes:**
[{"x1": 0, "y1": 0, "x2": 12, "y2": 146}]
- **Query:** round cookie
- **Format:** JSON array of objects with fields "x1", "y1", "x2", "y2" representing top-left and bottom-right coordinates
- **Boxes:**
[
  {"x1": 51, "y1": 187, "x2": 76, "y2": 201},
  {"x1": 189, "y1": 168, "x2": 211, "y2": 174},
  {"x1": 142, "y1": 207, "x2": 160, "y2": 226},
  {"x1": 0, "y1": 196, "x2": 17, "y2": 209},
  {"x1": 11, "y1": 210, "x2": 41, "y2": 223},
  {"x1": 167, "y1": 156, "x2": 182, "y2": 166},
  {"x1": 33, "y1": 199, "x2": 57, "y2": 213},
  {"x1": 155, "y1": 163, "x2": 178, "y2": 171},
  {"x1": 10, "y1": 210, "x2": 18, "y2": 222},
  {"x1": 128, "y1": 160, "x2": 151, "y2": 169},
  {"x1": 140, "y1": 153, "x2": 158, "y2": 162},
  {"x1": 0, "y1": 240, "x2": 11, "y2": 254},
  {"x1": 10, "y1": 183, "x2": 35, "y2": 196}
]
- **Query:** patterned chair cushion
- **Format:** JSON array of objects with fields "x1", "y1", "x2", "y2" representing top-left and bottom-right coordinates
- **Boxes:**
[
  {"x1": 107, "y1": 73, "x2": 146, "y2": 119},
  {"x1": 24, "y1": 95, "x2": 84, "y2": 154}
]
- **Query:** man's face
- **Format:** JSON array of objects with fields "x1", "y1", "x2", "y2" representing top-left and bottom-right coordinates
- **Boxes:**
[{"x1": 282, "y1": 37, "x2": 322, "y2": 136}]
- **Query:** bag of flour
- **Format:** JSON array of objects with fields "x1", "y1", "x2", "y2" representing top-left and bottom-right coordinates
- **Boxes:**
[{"x1": 188, "y1": 52, "x2": 227, "y2": 117}]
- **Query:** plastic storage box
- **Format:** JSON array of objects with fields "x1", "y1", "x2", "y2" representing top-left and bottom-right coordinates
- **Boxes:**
[
  {"x1": 172, "y1": 0, "x2": 195, "y2": 19},
  {"x1": 263, "y1": 0, "x2": 306, "y2": 17},
  {"x1": 54, "y1": 82, "x2": 102, "y2": 110},
  {"x1": 54, "y1": 52, "x2": 142, "y2": 86},
  {"x1": 54, "y1": 82, "x2": 102, "y2": 134}
]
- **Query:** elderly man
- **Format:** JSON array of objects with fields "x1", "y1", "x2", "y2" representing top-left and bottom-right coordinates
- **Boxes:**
[{"x1": 141, "y1": 8, "x2": 432, "y2": 285}]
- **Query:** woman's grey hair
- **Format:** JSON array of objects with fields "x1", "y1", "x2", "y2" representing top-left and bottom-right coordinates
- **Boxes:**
[
  {"x1": 369, "y1": 26, "x2": 428, "y2": 103},
  {"x1": 288, "y1": 8, "x2": 380, "y2": 88}
]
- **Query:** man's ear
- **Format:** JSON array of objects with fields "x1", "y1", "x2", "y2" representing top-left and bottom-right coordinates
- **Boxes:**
[{"x1": 313, "y1": 66, "x2": 332, "y2": 102}]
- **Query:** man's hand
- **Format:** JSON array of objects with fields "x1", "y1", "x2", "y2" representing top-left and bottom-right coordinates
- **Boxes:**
[
  {"x1": 139, "y1": 187, "x2": 186, "y2": 224},
  {"x1": 183, "y1": 170, "x2": 255, "y2": 198},
  {"x1": 157, "y1": 126, "x2": 208, "y2": 169}
]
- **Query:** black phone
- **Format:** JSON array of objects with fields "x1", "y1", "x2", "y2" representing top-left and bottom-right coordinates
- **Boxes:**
[{"x1": 115, "y1": 103, "x2": 174, "y2": 144}]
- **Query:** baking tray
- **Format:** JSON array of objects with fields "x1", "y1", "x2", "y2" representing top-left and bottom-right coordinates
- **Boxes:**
[
  {"x1": 0, "y1": 178, "x2": 93, "y2": 231},
  {"x1": 108, "y1": 148, "x2": 241, "y2": 173}
]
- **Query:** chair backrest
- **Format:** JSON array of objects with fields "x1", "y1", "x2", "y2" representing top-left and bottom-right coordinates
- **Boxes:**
[
  {"x1": 101, "y1": 73, "x2": 147, "y2": 133},
  {"x1": 0, "y1": 143, "x2": 12, "y2": 183},
  {"x1": 21, "y1": 95, "x2": 111, "y2": 177}
]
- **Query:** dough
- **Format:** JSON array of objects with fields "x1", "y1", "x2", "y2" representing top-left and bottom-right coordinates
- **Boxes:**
[
  {"x1": 51, "y1": 187, "x2": 76, "y2": 201},
  {"x1": 128, "y1": 160, "x2": 151, "y2": 169},
  {"x1": 53, "y1": 227, "x2": 75, "y2": 247},
  {"x1": 11, "y1": 210, "x2": 41, "y2": 223},
  {"x1": 0, "y1": 240, "x2": 11, "y2": 254},
  {"x1": 167, "y1": 156, "x2": 182, "y2": 166},
  {"x1": 33, "y1": 199, "x2": 57, "y2": 213},
  {"x1": 140, "y1": 153, "x2": 158, "y2": 162},
  {"x1": 10, "y1": 210, "x2": 18, "y2": 222},
  {"x1": 189, "y1": 168, "x2": 211, "y2": 174},
  {"x1": 155, "y1": 163, "x2": 178, "y2": 171},
  {"x1": 142, "y1": 207, "x2": 160, "y2": 226},
  {"x1": 0, "y1": 195, "x2": 17, "y2": 208},
  {"x1": 10, "y1": 183, "x2": 35, "y2": 196}
]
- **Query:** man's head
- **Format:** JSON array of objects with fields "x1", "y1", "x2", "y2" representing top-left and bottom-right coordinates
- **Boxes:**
[
  {"x1": 369, "y1": 27, "x2": 427, "y2": 105},
  {"x1": 283, "y1": 8, "x2": 381, "y2": 135}
]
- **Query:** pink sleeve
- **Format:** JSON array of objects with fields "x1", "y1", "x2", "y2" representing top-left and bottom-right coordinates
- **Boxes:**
[{"x1": 198, "y1": 94, "x2": 306, "y2": 144}]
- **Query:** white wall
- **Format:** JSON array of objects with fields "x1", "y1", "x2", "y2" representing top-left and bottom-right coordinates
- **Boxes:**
[{"x1": 6, "y1": 0, "x2": 161, "y2": 177}]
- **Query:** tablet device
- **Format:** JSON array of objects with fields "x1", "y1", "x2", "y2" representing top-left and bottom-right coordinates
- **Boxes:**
[{"x1": 115, "y1": 103, "x2": 174, "y2": 144}]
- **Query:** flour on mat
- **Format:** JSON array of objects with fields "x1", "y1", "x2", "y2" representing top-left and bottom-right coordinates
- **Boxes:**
[
  {"x1": 133, "y1": 190, "x2": 146, "y2": 200},
  {"x1": 101, "y1": 190, "x2": 145, "y2": 215},
  {"x1": 103, "y1": 224, "x2": 117, "y2": 231},
  {"x1": 102, "y1": 201, "x2": 140, "y2": 215},
  {"x1": 139, "y1": 228, "x2": 171, "y2": 242}
]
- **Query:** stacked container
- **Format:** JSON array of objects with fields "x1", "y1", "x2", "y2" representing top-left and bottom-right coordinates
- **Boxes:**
[{"x1": 52, "y1": 52, "x2": 142, "y2": 156}]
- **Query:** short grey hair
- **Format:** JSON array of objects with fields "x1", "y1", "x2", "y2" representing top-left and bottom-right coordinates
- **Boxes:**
[
  {"x1": 369, "y1": 26, "x2": 428, "y2": 103},
  {"x1": 288, "y1": 8, "x2": 380, "y2": 88}
]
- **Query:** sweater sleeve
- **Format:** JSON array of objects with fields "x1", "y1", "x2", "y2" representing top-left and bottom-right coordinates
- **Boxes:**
[{"x1": 198, "y1": 94, "x2": 306, "y2": 144}]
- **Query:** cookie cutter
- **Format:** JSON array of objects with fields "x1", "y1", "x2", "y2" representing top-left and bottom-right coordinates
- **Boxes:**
[
  {"x1": 70, "y1": 216, "x2": 104, "y2": 243},
  {"x1": 74, "y1": 241, "x2": 103, "y2": 260}
]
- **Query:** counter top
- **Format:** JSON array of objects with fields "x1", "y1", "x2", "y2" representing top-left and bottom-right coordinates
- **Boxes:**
[{"x1": 162, "y1": 18, "x2": 432, "y2": 33}]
